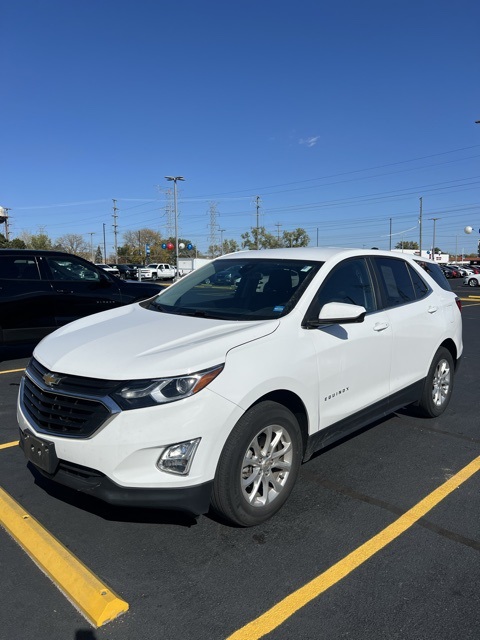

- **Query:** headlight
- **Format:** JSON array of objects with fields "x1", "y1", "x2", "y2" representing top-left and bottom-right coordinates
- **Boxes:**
[{"x1": 112, "y1": 364, "x2": 224, "y2": 409}]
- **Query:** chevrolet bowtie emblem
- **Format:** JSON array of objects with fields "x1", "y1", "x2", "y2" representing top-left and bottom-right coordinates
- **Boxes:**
[{"x1": 43, "y1": 372, "x2": 63, "y2": 386}]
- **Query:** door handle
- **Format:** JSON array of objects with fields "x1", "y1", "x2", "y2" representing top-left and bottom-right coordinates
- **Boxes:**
[
  {"x1": 428, "y1": 306, "x2": 438, "y2": 314},
  {"x1": 373, "y1": 322, "x2": 389, "y2": 332}
]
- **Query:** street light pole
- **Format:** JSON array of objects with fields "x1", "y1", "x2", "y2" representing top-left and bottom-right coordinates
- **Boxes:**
[{"x1": 165, "y1": 176, "x2": 185, "y2": 281}]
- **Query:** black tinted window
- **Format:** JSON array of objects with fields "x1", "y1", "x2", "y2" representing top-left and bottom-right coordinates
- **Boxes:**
[
  {"x1": 317, "y1": 258, "x2": 375, "y2": 312},
  {"x1": 414, "y1": 260, "x2": 452, "y2": 292},
  {"x1": 408, "y1": 265, "x2": 430, "y2": 299},
  {"x1": 45, "y1": 257, "x2": 100, "y2": 281},
  {"x1": 0, "y1": 256, "x2": 40, "y2": 280},
  {"x1": 374, "y1": 257, "x2": 415, "y2": 307}
]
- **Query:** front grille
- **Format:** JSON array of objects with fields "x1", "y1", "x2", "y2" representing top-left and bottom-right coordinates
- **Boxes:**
[{"x1": 23, "y1": 371, "x2": 112, "y2": 438}]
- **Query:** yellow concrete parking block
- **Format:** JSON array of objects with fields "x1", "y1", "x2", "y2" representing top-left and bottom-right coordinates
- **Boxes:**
[
  {"x1": 0, "y1": 488, "x2": 129, "y2": 627},
  {"x1": 0, "y1": 441, "x2": 19, "y2": 450}
]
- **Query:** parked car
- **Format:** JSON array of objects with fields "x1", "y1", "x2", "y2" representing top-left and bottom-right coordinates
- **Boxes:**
[
  {"x1": 441, "y1": 266, "x2": 454, "y2": 278},
  {"x1": 442, "y1": 265, "x2": 460, "y2": 278},
  {"x1": 17, "y1": 248, "x2": 462, "y2": 526},
  {"x1": 0, "y1": 250, "x2": 162, "y2": 346},
  {"x1": 207, "y1": 265, "x2": 242, "y2": 286},
  {"x1": 140, "y1": 263, "x2": 176, "y2": 281},
  {"x1": 448, "y1": 265, "x2": 473, "y2": 277},
  {"x1": 109, "y1": 264, "x2": 139, "y2": 280},
  {"x1": 95, "y1": 264, "x2": 120, "y2": 277},
  {"x1": 463, "y1": 273, "x2": 480, "y2": 287}
]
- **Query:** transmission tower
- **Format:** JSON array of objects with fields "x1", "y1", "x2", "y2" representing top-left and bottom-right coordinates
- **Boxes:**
[{"x1": 208, "y1": 202, "x2": 219, "y2": 257}]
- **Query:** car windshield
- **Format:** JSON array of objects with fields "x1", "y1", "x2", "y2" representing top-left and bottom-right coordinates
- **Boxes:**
[{"x1": 146, "y1": 258, "x2": 323, "y2": 320}]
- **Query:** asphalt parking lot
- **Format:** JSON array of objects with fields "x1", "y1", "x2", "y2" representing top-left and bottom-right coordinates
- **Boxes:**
[{"x1": 1, "y1": 279, "x2": 479, "y2": 640}]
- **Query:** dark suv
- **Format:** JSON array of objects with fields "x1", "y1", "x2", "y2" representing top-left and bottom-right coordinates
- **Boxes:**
[{"x1": 0, "y1": 250, "x2": 162, "y2": 346}]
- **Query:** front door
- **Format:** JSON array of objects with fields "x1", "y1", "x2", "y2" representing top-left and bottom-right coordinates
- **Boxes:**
[{"x1": 306, "y1": 257, "x2": 392, "y2": 430}]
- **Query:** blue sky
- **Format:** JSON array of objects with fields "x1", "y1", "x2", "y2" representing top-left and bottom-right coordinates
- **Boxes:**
[{"x1": 2, "y1": 0, "x2": 480, "y2": 257}]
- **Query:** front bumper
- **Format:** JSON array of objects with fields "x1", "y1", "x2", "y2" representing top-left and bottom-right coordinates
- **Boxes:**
[
  {"x1": 17, "y1": 368, "x2": 243, "y2": 514},
  {"x1": 19, "y1": 430, "x2": 212, "y2": 514}
]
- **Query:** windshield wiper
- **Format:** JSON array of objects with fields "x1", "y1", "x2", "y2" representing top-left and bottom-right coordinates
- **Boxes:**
[
  {"x1": 176, "y1": 308, "x2": 223, "y2": 319},
  {"x1": 148, "y1": 301, "x2": 170, "y2": 313}
]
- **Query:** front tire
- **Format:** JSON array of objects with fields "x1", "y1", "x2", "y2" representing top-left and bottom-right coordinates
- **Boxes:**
[
  {"x1": 211, "y1": 401, "x2": 302, "y2": 527},
  {"x1": 416, "y1": 347, "x2": 454, "y2": 418},
  {"x1": 468, "y1": 278, "x2": 478, "y2": 287}
]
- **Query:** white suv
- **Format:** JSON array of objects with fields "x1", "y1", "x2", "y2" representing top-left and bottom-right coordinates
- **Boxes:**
[{"x1": 17, "y1": 248, "x2": 462, "y2": 526}]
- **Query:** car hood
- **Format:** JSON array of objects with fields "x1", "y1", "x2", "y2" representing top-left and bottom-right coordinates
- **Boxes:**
[{"x1": 34, "y1": 303, "x2": 279, "y2": 379}]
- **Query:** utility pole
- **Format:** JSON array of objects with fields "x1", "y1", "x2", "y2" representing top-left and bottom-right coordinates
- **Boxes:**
[
  {"x1": 88, "y1": 232, "x2": 95, "y2": 262},
  {"x1": 112, "y1": 199, "x2": 118, "y2": 262},
  {"x1": 255, "y1": 196, "x2": 261, "y2": 250},
  {"x1": 219, "y1": 228, "x2": 225, "y2": 255},
  {"x1": 275, "y1": 222, "x2": 282, "y2": 242},
  {"x1": 419, "y1": 197, "x2": 423, "y2": 257},
  {"x1": 389, "y1": 218, "x2": 392, "y2": 251},
  {"x1": 103, "y1": 223, "x2": 107, "y2": 263},
  {"x1": 429, "y1": 217, "x2": 440, "y2": 261}
]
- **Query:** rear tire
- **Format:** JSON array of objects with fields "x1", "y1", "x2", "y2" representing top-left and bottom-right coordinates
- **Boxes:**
[
  {"x1": 211, "y1": 401, "x2": 302, "y2": 527},
  {"x1": 416, "y1": 347, "x2": 454, "y2": 418},
  {"x1": 468, "y1": 278, "x2": 478, "y2": 287}
]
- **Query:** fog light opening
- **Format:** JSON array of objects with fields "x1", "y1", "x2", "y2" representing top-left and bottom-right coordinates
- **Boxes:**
[{"x1": 157, "y1": 438, "x2": 201, "y2": 475}]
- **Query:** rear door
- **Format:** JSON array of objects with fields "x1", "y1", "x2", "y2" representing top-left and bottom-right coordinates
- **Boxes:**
[
  {"x1": 41, "y1": 254, "x2": 124, "y2": 327},
  {"x1": 0, "y1": 253, "x2": 56, "y2": 344},
  {"x1": 371, "y1": 256, "x2": 446, "y2": 393}
]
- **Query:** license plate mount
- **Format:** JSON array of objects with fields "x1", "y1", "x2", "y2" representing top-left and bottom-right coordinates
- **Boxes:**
[{"x1": 20, "y1": 430, "x2": 59, "y2": 475}]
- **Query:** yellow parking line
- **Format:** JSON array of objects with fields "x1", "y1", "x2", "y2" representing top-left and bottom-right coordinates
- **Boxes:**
[
  {"x1": 0, "y1": 441, "x2": 19, "y2": 450},
  {"x1": 0, "y1": 488, "x2": 129, "y2": 626},
  {"x1": 0, "y1": 368, "x2": 25, "y2": 375},
  {"x1": 227, "y1": 456, "x2": 480, "y2": 640}
]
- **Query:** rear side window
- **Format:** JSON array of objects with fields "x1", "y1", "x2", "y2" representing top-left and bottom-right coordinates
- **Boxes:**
[
  {"x1": 408, "y1": 264, "x2": 430, "y2": 299},
  {"x1": 0, "y1": 256, "x2": 40, "y2": 280},
  {"x1": 374, "y1": 257, "x2": 416, "y2": 307},
  {"x1": 414, "y1": 260, "x2": 452, "y2": 292}
]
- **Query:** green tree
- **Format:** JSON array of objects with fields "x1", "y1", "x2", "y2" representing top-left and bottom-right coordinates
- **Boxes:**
[
  {"x1": 0, "y1": 233, "x2": 27, "y2": 248},
  {"x1": 395, "y1": 241, "x2": 419, "y2": 250},
  {"x1": 95, "y1": 246, "x2": 103, "y2": 263},
  {"x1": 241, "y1": 227, "x2": 280, "y2": 250},
  {"x1": 241, "y1": 226, "x2": 309, "y2": 250},
  {"x1": 282, "y1": 228, "x2": 310, "y2": 247}
]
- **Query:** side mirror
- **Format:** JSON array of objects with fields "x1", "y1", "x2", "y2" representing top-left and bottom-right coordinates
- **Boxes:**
[{"x1": 306, "y1": 302, "x2": 366, "y2": 328}]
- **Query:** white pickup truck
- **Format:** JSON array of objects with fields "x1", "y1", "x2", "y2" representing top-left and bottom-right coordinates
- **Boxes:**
[{"x1": 139, "y1": 263, "x2": 176, "y2": 281}]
